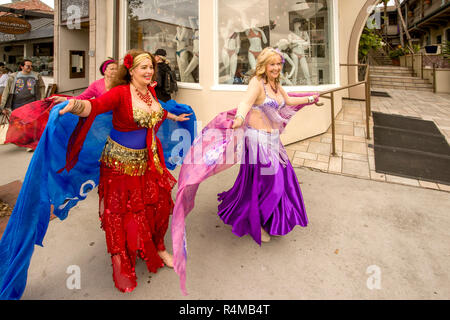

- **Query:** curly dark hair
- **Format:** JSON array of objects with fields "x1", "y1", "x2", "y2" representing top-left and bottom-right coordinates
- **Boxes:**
[{"x1": 110, "y1": 49, "x2": 158, "y2": 88}]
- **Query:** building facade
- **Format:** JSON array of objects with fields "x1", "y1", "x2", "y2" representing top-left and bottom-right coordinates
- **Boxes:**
[
  {"x1": 0, "y1": 0, "x2": 54, "y2": 76},
  {"x1": 54, "y1": 0, "x2": 380, "y2": 145}
]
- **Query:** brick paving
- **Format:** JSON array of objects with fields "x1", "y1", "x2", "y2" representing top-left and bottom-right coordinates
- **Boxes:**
[{"x1": 285, "y1": 88, "x2": 450, "y2": 192}]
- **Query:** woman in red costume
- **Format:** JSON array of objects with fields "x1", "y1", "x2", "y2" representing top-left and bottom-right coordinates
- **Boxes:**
[{"x1": 58, "y1": 49, "x2": 191, "y2": 293}]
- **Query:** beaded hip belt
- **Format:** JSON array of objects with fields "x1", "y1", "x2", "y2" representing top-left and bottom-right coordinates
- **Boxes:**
[{"x1": 100, "y1": 136, "x2": 148, "y2": 176}]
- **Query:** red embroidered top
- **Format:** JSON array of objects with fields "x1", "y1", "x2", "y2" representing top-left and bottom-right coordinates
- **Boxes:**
[{"x1": 60, "y1": 84, "x2": 168, "y2": 174}]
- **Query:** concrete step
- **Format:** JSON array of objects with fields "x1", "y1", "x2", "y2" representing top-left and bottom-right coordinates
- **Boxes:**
[
  {"x1": 371, "y1": 66, "x2": 412, "y2": 71},
  {"x1": 371, "y1": 84, "x2": 433, "y2": 92},
  {"x1": 371, "y1": 80, "x2": 433, "y2": 89},
  {"x1": 371, "y1": 72, "x2": 415, "y2": 77},
  {"x1": 370, "y1": 75, "x2": 431, "y2": 84}
]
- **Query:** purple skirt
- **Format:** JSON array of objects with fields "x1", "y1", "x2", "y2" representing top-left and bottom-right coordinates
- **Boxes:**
[{"x1": 217, "y1": 129, "x2": 308, "y2": 244}]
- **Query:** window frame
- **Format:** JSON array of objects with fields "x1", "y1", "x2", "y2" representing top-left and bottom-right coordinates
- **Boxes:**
[
  {"x1": 211, "y1": 0, "x2": 340, "y2": 92},
  {"x1": 122, "y1": 0, "x2": 202, "y2": 89}
]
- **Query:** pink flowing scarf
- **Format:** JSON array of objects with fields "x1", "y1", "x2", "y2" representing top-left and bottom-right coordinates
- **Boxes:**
[{"x1": 172, "y1": 92, "x2": 318, "y2": 295}]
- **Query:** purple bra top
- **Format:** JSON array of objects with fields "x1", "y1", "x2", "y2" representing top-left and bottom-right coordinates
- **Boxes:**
[
  {"x1": 252, "y1": 80, "x2": 286, "y2": 110},
  {"x1": 250, "y1": 80, "x2": 287, "y2": 127}
]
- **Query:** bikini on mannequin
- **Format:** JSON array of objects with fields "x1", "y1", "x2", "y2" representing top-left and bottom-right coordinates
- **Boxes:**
[
  {"x1": 184, "y1": 16, "x2": 199, "y2": 78},
  {"x1": 173, "y1": 26, "x2": 194, "y2": 82},
  {"x1": 241, "y1": 15, "x2": 267, "y2": 71},
  {"x1": 288, "y1": 21, "x2": 312, "y2": 85},
  {"x1": 220, "y1": 20, "x2": 241, "y2": 84}
]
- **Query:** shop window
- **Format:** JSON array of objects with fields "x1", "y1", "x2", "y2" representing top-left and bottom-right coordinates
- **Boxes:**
[
  {"x1": 218, "y1": 0, "x2": 335, "y2": 86},
  {"x1": 127, "y1": 0, "x2": 199, "y2": 83},
  {"x1": 69, "y1": 50, "x2": 85, "y2": 79},
  {"x1": 388, "y1": 13, "x2": 397, "y2": 26}
]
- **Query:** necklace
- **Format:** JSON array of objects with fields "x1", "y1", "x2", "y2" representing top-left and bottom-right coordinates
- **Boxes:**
[
  {"x1": 268, "y1": 81, "x2": 278, "y2": 94},
  {"x1": 134, "y1": 85, "x2": 153, "y2": 107}
]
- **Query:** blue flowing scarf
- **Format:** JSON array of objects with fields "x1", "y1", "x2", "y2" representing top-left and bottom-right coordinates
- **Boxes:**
[{"x1": 0, "y1": 99, "x2": 196, "y2": 300}]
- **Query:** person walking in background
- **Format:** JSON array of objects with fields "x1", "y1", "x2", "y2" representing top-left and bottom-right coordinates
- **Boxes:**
[
  {"x1": 4, "y1": 59, "x2": 118, "y2": 151},
  {"x1": 50, "y1": 58, "x2": 118, "y2": 104},
  {"x1": 0, "y1": 66, "x2": 10, "y2": 101},
  {"x1": 154, "y1": 49, "x2": 176, "y2": 102},
  {"x1": 0, "y1": 60, "x2": 45, "y2": 113}
]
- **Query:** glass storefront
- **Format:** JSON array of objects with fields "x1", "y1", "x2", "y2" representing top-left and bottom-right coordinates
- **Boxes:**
[
  {"x1": 127, "y1": 0, "x2": 199, "y2": 83},
  {"x1": 217, "y1": 0, "x2": 335, "y2": 86}
]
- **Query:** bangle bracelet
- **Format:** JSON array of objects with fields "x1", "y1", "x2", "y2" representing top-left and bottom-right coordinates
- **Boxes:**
[
  {"x1": 70, "y1": 100, "x2": 85, "y2": 115},
  {"x1": 235, "y1": 114, "x2": 245, "y2": 122},
  {"x1": 307, "y1": 96, "x2": 315, "y2": 103}
]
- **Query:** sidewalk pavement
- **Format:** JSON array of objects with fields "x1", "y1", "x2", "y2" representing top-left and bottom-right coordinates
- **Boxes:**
[
  {"x1": 0, "y1": 140, "x2": 449, "y2": 299},
  {"x1": 285, "y1": 89, "x2": 450, "y2": 192}
]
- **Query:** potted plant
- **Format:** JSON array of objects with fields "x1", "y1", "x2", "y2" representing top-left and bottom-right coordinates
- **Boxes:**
[{"x1": 389, "y1": 46, "x2": 406, "y2": 65}]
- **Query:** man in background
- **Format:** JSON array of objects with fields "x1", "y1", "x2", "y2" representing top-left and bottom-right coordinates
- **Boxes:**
[
  {"x1": 154, "y1": 49, "x2": 175, "y2": 102},
  {"x1": 0, "y1": 59, "x2": 45, "y2": 113}
]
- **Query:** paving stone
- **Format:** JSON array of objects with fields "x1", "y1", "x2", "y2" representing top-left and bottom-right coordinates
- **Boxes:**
[
  {"x1": 437, "y1": 184, "x2": 450, "y2": 192},
  {"x1": 342, "y1": 159, "x2": 370, "y2": 178},
  {"x1": 294, "y1": 151, "x2": 317, "y2": 161},
  {"x1": 343, "y1": 140, "x2": 368, "y2": 155},
  {"x1": 370, "y1": 170, "x2": 386, "y2": 182},
  {"x1": 307, "y1": 141, "x2": 331, "y2": 156},
  {"x1": 385, "y1": 174, "x2": 420, "y2": 187},
  {"x1": 303, "y1": 159, "x2": 329, "y2": 171},
  {"x1": 292, "y1": 157, "x2": 305, "y2": 167},
  {"x1": 286, "y1": 149, "x2": 295, "y2": 162},
  {"x1": 328, "y1": 156, "x2": 342, "y2": 173},
  {"x1": 342, "y1": 152, "x2": 368, "y2": 162},
  {"x1": 418, "y1": 180, "x2": 439, "y2": 190},
  {"x1": 317, "y1": 154, "x2": 330, "y2": 163}
]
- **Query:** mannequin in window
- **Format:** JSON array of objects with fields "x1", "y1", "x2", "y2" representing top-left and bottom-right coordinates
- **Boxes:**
[
  {"x1": 184, "y1": 16, "x2": 199, "y2": 79},
  {"x1": 173, "y1": 26, "x2": 194, "y2": 82},
  {"x1": 220, "y1": 19, "x2": 241, "y2": 84},
  {"x1": 288, "y1": 20, "x2": 312, "y2": 85},
  {"x1": 241, "y1": 15, "x2": 268, "y2": 71},
  {"x1": 276, "y1": 39, "x2": 296, "y2": 86}
]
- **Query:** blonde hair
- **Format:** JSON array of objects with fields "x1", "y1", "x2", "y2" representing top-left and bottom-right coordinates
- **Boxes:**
[{"x1": 253, "y1": 47, "x2": 283, "y2": 85}]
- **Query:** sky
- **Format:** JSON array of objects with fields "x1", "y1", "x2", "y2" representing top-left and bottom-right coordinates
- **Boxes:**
[{"x1": 0, "y1": 0, "x2": 54, "y2": 9}]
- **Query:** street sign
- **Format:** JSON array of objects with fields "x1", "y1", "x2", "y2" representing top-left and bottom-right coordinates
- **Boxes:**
[{"x1": 0, "y1": 16, "x2": 31, "y2": 34}]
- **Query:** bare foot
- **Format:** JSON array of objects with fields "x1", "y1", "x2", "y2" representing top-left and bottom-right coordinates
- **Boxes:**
[
  {"x1": 158, "y1": 250, "x2": 174, "y2": 268},
  {"x1": 261, "y1": 227, "x2": 271, "y2": 243}
]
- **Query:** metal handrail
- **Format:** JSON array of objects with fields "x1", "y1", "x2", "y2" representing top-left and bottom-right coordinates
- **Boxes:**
[{"x1": 310, "y1": 63, "x2": 371, "y2": 156}]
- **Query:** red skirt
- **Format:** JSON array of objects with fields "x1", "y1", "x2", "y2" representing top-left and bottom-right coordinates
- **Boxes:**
[{"x1": 98, "y1": 164, "x2": 176, "y2": 293}]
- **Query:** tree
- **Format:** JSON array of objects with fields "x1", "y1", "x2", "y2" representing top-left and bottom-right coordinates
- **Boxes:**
[{"x1": 394, "y1": 0, "x2": 414, "y2": 54}]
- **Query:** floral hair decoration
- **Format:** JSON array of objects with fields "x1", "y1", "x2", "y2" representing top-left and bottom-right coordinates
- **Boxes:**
[
  {"x1": 123, "y1": 53, "x2": 153, "y2": 71},
  {"x1": 123, "y1": 54, "x2": 133, "y2": 70},
  {"x1": 274, "y1": 48, "x2": 286, "y2": 64}
]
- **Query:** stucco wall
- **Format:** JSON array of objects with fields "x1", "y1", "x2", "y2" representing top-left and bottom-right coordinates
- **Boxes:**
[
  {"x1": 63, "y1": 0, "x2": 372, "y2": 145},
  {"x1": 164, "y1": 0, "x2": 370, "y2": 145}
]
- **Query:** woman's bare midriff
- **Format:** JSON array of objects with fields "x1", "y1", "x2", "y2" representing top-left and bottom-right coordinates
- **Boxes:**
[{"x1": 247, "y1": 109, "x2": 274, "y2": 132}]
